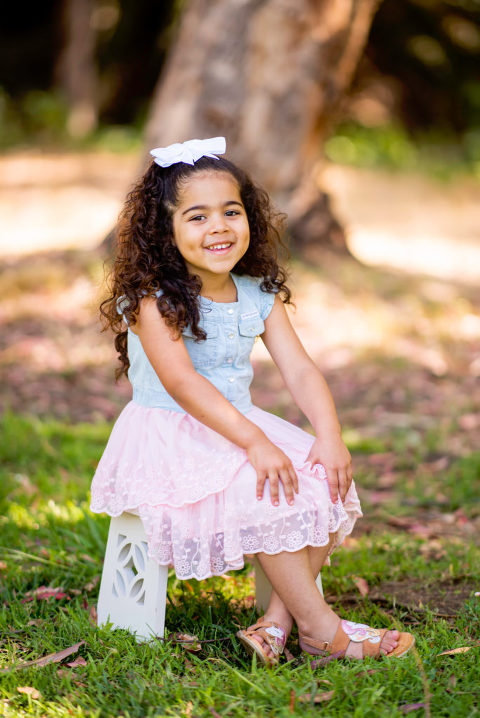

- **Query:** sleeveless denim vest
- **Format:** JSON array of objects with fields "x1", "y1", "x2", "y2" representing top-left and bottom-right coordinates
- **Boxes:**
[{"x1": 120, "y1": 274, "x2": 275, "y2": 414}]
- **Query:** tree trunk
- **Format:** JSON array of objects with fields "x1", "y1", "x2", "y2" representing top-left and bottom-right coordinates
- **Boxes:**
[
  {"x1": 57, "y1": 0, "x2": 98, "y2": 137},
  {"x1": 144, "y1": 0, "x2": 381, "y2": 250}
]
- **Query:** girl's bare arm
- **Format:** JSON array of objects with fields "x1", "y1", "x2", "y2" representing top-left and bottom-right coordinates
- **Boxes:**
[
  {"x1": 131, "y1": 297, "x2": 298, "y2": 505},
  {"x1": 261, "y1": 296, "x2": 353, "y2": 502}
]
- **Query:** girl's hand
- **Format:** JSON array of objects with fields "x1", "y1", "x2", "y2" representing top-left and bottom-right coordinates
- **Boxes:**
[
  {"x1": 307, "y1": 435, "x2": 353, "y2": 504},
  {"x1": 247, "y1": 438, "x2": 299, "y2": 506}
]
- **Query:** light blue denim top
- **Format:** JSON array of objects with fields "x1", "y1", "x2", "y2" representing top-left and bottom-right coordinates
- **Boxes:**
[{"x1": 122, "y1": 274, "x2": 275, "y2": 414}]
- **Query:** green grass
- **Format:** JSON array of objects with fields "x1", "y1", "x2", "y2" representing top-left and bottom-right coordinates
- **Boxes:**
[
  {"x1": 324, "y1": 122, "x2": 480, "y2": 181},
  {"x1": 0, "y1": 413, "x2": 479, "y2": 717}
]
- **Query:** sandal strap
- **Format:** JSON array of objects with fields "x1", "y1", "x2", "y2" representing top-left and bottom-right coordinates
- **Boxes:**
[
  {"x1": 301, "y1": 621, "x2": 390, "y2": 659},
  {"x1": 243, "y1": 619, "x2": 286, "y2": 656},
  {"x1": 330, "y1": 622, "x2": 351, "y2": 654},
  {"x1": 337, "y1": 620, "x2": 388, "y2": 658}
]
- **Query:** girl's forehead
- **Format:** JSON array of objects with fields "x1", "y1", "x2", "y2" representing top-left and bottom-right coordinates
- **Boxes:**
[{"x1": 176, "y1": 171, "x2": 241, "y2": 204}]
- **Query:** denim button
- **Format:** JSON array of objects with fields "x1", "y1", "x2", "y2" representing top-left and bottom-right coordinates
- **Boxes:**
[
  {"x1": 228, "y1": 377, "x2": 235, "y2": 383},
  {"x1": 228, "y1": 333, "x2": 235, "y2": 339},
  {"x1": 227, "y1": 308, "x2": 234, "y2": 315}
]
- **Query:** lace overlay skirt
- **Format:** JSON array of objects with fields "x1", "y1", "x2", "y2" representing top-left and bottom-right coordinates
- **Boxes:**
[{"x1": 90, "y1": 401, "x2": 362, "y2": 580}]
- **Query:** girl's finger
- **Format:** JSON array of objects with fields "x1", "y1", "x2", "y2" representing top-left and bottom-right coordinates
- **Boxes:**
[
  {"x1": 326, "y1": 468, "x2": 339, "y2": 503},
  {"x1": 338, "y1": 468, "x2": 348, "y2": 502},
  {"x1": 256, "y1": 470, "x2": 267, "y2": 501},
  {"x1": 290, "y1": 466, "x2": 299, "y2": 494},
  {"x1": 268, "y1": 472, "x2": 280, "y2": 506},
  {"x1": 280, "y1": 469, "x2": 294, "y2": 506},
  {"x1": 306, "y1": 453, "x2": 317, "y2": 470},
  {"x1": 346, "y1": 464, "x2": 354, "y2": 489}
]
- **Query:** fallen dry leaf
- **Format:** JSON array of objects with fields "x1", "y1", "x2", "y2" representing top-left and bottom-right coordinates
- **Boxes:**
[
  {"x1": 169, "y1": 633, "x2": 202, "y2": 652},
  {"x1": 57, "y1": 669, "x2": 71, "y2": 679},
  {"x1": 437, "y1": 645, "x2": 479, "y2": 656},
  {"x1": 6, "y1": 641, "x2": 85, "y2": 671},
  {"x1": 88, "y1": 604, "x2": 98, "y2": 626},
  {"x1": 399, "y1": 703, "x2": 426, "y2": 714},
  {"x1": 407, "y1": 523, "x2": 435, "y2": 539},
  {"x1": 84, "y1": 576, "x2": 100, "y2": 592},
  {"x1": 353, "y1": 576, "x2": 369, "y2": 597},
  {"x1": 298, "y1": 690, "x2": 334, "y2": 704},
  {"x1": 22, "y1": 586, "x2": 67, "y2": 602},
  {"x1": 447, "y1": 673, "x2": 457, "y2": 691},
  {"x1": 16, "y1": 686, "x2": 40, "y2": 699},
  {"x1": 66, "y1": 656, "x2": 87, "y2": 668}
]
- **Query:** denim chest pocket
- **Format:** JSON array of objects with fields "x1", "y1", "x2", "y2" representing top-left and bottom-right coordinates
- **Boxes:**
[
  {"x1": 238, "y1": 314, "x2": 265, "y2": 356},
  {"x1": 182, "y1": 321, "x2": 219, "y2": 368}
]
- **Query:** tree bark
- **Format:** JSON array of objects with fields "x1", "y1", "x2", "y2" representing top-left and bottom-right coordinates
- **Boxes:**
[
  {"x1": 144, "y1": 0, "x2": 381, "y2": 250},
  {"x1": 57, "y1": 0, "x2": 98, "y2": 137}
]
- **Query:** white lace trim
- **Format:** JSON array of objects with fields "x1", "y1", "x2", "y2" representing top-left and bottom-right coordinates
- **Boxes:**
[{"x1": 137, "y1": 504, "x2": 360, "y2": 581}]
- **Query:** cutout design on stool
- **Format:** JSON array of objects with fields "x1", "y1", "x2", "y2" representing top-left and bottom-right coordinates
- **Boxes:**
[{"x1": 112, "y1": 534, "x2": 148, "y2": 606}]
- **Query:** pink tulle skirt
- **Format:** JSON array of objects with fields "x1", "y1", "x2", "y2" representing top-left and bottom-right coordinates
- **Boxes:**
[{"x1": 90, "y1": 401, "x2": 362, "y2": 580}]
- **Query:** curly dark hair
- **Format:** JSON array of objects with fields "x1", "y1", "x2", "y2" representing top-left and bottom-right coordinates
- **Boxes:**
[{"x1": 100, "y1": 155, "x2": 292, "y2": 378}]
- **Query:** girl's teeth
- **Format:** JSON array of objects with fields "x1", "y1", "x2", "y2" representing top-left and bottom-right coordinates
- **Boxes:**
[{"x1": 208, "y1": 243, "x2": 231, "y2": 250}]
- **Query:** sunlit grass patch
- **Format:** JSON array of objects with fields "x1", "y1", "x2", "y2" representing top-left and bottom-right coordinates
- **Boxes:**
[{"x1": 0, "y1": 411, "x2": 111, "y2": 508}]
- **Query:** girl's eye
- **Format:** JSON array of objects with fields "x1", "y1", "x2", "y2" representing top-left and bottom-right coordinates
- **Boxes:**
[
  {"x1": 189, "y1": 215, "x2": 206, "y2": 222},
  {"x1": 225, "y1": 210, "x2": 240, "y2": 216}
]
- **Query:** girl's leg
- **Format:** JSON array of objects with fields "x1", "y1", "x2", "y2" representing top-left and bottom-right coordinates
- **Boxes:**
[
  {"x1": 251, "y1": 542, "x2": 333, "y2": 656},
  {"x1": 256, "y1": 547, "x2": 399, "y2": 659}
]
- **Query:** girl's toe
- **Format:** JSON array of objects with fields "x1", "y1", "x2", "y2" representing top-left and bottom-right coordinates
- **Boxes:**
[
  {"x1": 252, "y1": 635, "x2": 271, "y2": 656},
  {"x1": 380, "y1": 629, "x2": 400, "y2": 655}
]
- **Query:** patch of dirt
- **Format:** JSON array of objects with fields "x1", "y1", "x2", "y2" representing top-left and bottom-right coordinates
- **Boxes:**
[{"x1": 329, "y1": 577, "x2": 478, "y2": 618}]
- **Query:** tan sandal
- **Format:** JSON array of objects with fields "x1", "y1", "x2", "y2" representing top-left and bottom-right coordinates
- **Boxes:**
[
  {"x1": 236, "y1": 617, "x2": 287, "y2": 666},
  {"x1": 299, "y1": 619, "x2": 415, "y2": 660}
]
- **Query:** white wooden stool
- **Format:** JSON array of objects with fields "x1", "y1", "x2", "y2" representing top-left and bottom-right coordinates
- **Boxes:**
[{"x1": 97, "y1": 512, "x2": 323, "y2": 642}]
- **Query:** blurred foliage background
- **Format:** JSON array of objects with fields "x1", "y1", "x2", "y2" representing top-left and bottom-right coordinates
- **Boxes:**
[{"x1": 1, "y1": 0, "x2": 479, "y2": 176}]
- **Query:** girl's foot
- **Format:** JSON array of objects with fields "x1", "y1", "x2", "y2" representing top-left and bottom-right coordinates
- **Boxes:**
[
  {"x1": 236, "y1": 612, "x2": 293, "y2": 666},
  {"x1": 299, "y1": 618, "x2": 414, "y2": 660}
]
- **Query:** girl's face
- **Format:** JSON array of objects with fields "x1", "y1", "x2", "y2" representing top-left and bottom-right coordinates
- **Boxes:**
[{"x1": 172, "y1": 171, "x2": 250, "y2": 284}]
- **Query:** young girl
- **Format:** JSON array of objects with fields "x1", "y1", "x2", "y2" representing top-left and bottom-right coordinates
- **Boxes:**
[{"x1": 91, "y1": 137, "x2": 414, "y2": 664}]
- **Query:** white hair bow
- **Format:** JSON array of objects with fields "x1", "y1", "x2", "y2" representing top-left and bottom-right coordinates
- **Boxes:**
[{"x1": 150, "y1": 137, "x2": 226, "y2": 168}]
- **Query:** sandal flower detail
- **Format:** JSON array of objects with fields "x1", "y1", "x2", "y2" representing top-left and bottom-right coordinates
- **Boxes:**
[
  {"x1": 342, "y1": 620, "x2": 382, "y2": 644},
  {"x1": 236, "y1": 618, "x2": 287, "y2": 666},
  {"x1": 300, "y1": 619, "x2": 415, "y2": 660}
]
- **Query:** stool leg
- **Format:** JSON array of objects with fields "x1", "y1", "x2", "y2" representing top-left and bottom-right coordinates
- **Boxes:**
[
  {"x1": 97, "y1": 513, "x2": 168, "y2": 642},
  {"x1": 254, "y1": 555, "x2": 323, "y2": 613}
]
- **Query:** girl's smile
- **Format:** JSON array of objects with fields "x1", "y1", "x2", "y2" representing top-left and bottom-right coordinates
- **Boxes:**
[{"x1": 172, "y1": 171, "x2": 250, "y2": 287}]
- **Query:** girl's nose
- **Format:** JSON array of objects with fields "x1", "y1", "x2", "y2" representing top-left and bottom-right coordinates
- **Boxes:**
[{"x1": 209, "y1": 214, "x2": 228, "y2": 233}]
